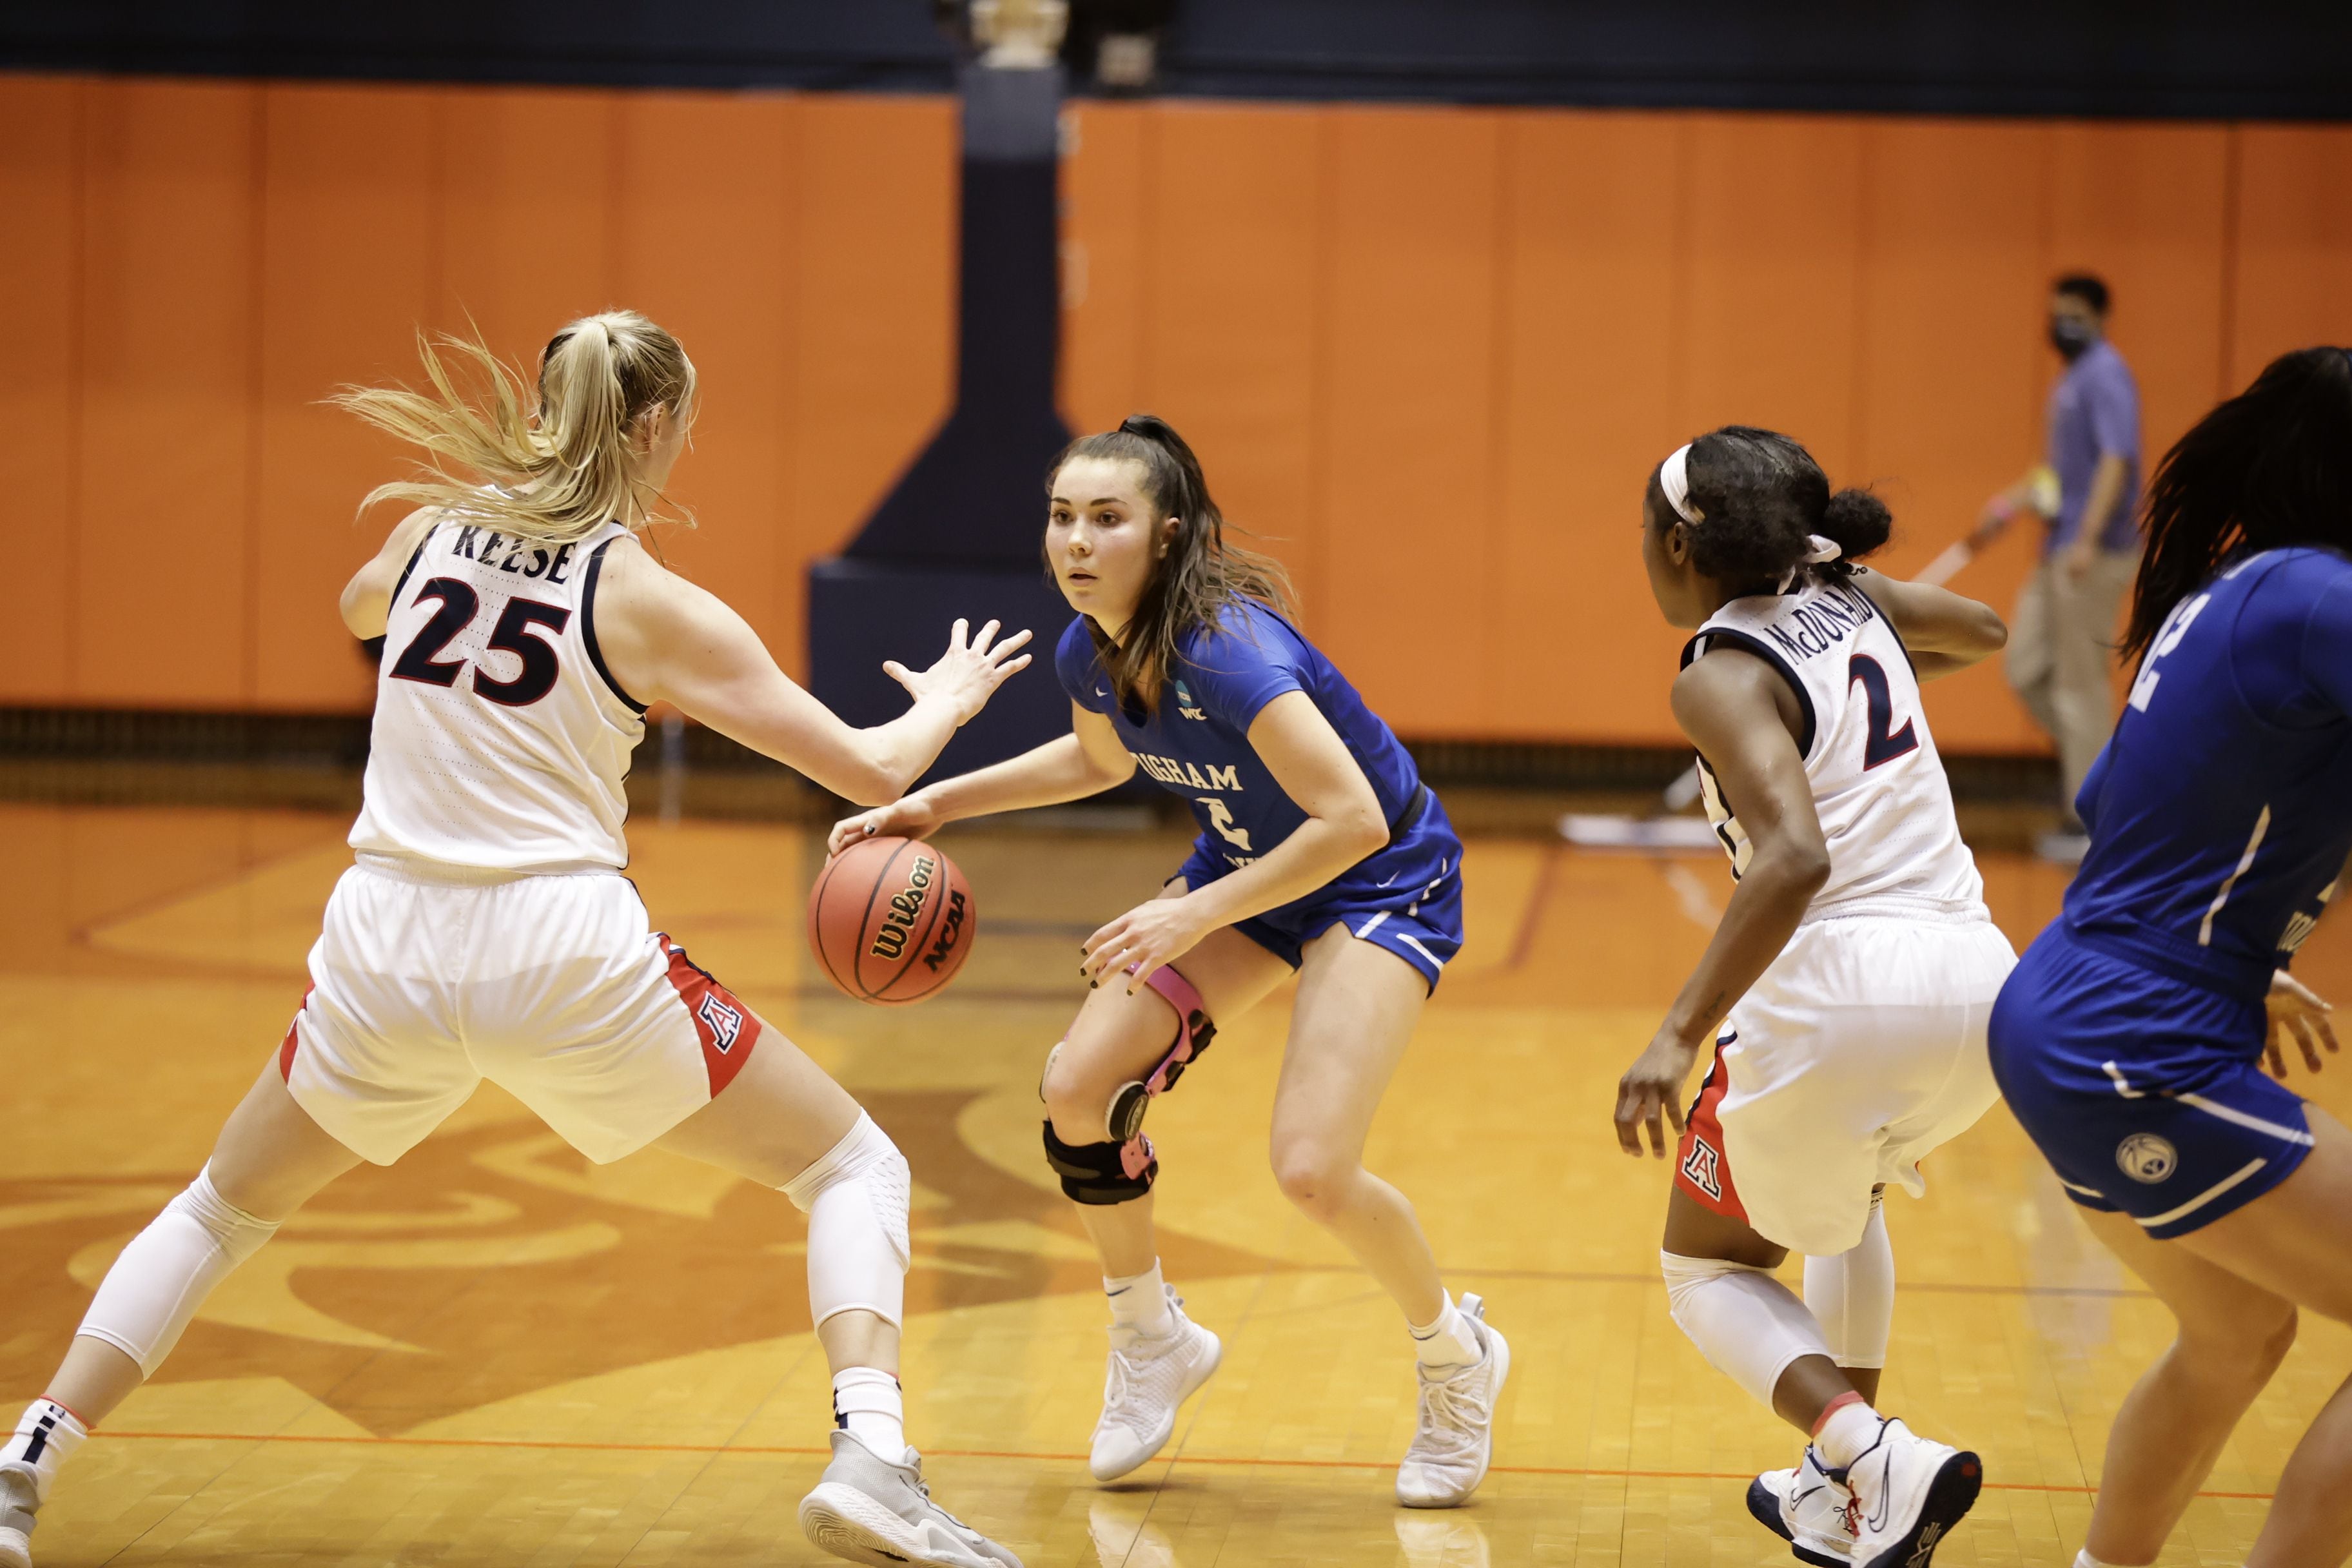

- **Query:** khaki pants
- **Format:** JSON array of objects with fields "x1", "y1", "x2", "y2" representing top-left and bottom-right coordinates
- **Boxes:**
[{"x1": 2006, "y1": 547, "x2": 2138, "y2": 827}]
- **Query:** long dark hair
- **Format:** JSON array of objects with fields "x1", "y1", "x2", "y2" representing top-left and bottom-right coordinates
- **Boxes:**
[
  {"x1": 1650, "y1": 425, "x2": 1892, "y2": 587},
  {"x1": 1048, "y1": 415, "x2": 1296, "y2": 713},
  {"x1": 2124, "y1": 347, "x2": 2352, "y2": 663}
]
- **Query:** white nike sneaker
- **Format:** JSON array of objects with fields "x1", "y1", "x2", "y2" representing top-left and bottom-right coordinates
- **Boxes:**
[
  {"x1": 1395, "y1": 1294, "x2": 1511, "y2": 1508},
  {"x1": 798, "y1": 1430, "x2": 1024, "y2": 1568},
  {"x1": 1747, "y1": 1446, "x2": 1856, "y2": 1565},
  {"x1": 1839, "y1": 1417, "x2": 1981, "y2": 1568},
  {"x1": 1089, "y1": 1286, "x2": 1222, "y2": 1483},
  {"x1": 1, "y1": 1465, "x2": 36, "y2": 1568}
]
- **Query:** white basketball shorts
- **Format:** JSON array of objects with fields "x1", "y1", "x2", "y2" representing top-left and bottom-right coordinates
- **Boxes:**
[
  {"x1": 277, "y1": 855, "x2": 760, "y2": 1166},
  {"x1": 1673, "y1": 906, "x2": 2016, "y2": 1256}
]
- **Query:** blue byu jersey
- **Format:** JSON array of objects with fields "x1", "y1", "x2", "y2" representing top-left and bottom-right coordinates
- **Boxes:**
[
  {"x1": 2064, "y1": 546, "x2": 2352, "y2": 1002},
  {"x1": 1056, "y1": 602, "x2": 1424, "y2": 870}
]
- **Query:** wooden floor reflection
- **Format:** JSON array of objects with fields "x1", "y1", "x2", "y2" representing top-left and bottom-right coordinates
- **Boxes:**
[{"x1": 6, "y1": 799, "x2": 2352, "y2": 1567}]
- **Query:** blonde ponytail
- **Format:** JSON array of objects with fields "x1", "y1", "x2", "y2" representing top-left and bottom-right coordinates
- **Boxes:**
[{"x1": 334, "y1": 309, "x2": 696, "y2": 544}]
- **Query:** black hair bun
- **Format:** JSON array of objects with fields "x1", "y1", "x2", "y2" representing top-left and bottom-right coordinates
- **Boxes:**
[{"x1": 1820, "y1": 487, "x2": 1893, "y2": 562}]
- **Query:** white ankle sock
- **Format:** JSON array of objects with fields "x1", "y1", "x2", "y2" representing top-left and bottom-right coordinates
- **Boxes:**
[
  {"x1": 2074, "y1": 1551, "x2": 2123, "y2": 1568},
  {"x1": 832, "y1": 1368, "x2": 906, "y2": 1467},
  {"x1": 1814, "y1": 1398, "x2": 1884, "y2": 1471},
  {"x1": 1105, "y1": 1260, "x2": 1173, "y2": 1336},
  {"x1": 1, "y1": 1400, "x2": 88, "y2": 1505},
  {"x1": 1409, "y1": 1296, "x2": 1481, "y2": 1369}
]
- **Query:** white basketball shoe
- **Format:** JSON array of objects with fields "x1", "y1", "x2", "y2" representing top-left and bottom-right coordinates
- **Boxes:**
[
  {"x1": 1839, "y1": 1417, "x2": 1981, "y2": 1568},
  {"x1": 798, "y1": 1430, "x2": 1024, "y2": 1568},
  {"x1": 1396, "y1": 1294, "x2": 1510, "y2": 1508},
  {"x1": 1, "y1": 1465, "x2": 36, "y2": 1568},
  {"x1": 1089, "y1": 1285, "x2": 1222, "y2": 1482},
  {"x1": 1747, "y1": 1446, "x2": 1856, "y2": 1565}
]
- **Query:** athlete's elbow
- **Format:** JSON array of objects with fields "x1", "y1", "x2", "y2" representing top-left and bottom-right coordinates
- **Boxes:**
[
  {"x1": 837, "y1": 758, "x2": 908, "y2": 808},
  {"x1": 1968, "y1": 605, "x2": 2008, "y2": 654},
  {"x1": 1329, "y1": 804, "x2": 1387, "y2": 861},
  {"x1": 1761, "y1": 841, "x2": 1832, "y2": 899}
]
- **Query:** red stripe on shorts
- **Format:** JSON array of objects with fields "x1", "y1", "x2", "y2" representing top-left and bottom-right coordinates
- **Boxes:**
[
  {"x1": 1672, "y1": 1036, "x2": 1748, "y2": 1222},
  {"x1": 658, "y1": 935, "x2": 760, "y2": 1097},
  {"x1": 277, "y1": 983, "x2": 315, "y2": 1082}
]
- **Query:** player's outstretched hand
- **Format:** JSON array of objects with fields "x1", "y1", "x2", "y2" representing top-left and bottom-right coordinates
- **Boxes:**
[
  {"x1": 887, "y1": 618, "x2": 1034, "y2": 725},
  {"x1": 827, "y1": 795, "x2": 942, "y2": 860},
  {"x1": 1615, "y1": 1030, "x2": 1701, "y2": 1159},
  {"x1": 2264, "y1": 968, "x2": 2338, "y2": 1081},
  {"x1": 1081, "y1": 896, "x2": 1211, "y2": 994}
]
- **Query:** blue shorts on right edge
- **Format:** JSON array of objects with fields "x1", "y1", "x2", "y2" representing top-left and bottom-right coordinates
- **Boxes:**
[{"x1": 1989, "y1": 924, "x2": 2314, "y2": 1240}]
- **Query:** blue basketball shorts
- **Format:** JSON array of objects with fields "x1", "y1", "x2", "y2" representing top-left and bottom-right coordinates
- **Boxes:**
[
  {"x1": 1988, "y1": 925, "x2": 2313, "y2": 1240},
  {"x1": 1172, "y1": 794, "x2": 1464, "y2": 992}
]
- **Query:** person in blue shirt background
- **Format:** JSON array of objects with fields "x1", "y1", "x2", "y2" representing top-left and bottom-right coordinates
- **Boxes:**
[
  {"x1": 1974, "y1": 273, "x2": 2144, "y2": 860},
  {"x1": 1986, "y1": 346, "x2": 2352, "y2": 1568},
  {"x1": 830, "y1": 416, "x2": 1503, "y2": 1510}
]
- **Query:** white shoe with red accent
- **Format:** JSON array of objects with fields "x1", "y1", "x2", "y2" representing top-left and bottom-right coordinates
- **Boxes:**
[
  {"x1": 1748, "y1": 1446, "x2": 1856, "y2": 1565},
  {"x1": 1840, "y1": 1417, "x2": 1981, "y2": 1568}
]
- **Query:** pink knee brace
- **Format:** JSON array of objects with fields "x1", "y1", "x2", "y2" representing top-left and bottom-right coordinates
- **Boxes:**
[{"x1": 1109, "y1": 964, "x2": 1217, "y2": 1155}]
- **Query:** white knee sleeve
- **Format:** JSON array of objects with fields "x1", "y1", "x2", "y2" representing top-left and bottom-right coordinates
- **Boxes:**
[
  {"x1": 782, "y1": 1113, "x2": 910, "y2": 1329},
  {"x1": 77, "y1": 1165, "x2": 280, "y2": 1377},
  {"x1": 1660, "y1": 1250, "x2": 1831, "y2": 1409},
  {"x1": 1805, "y1": 1193, "x2": 1894, "y2": 1370}
]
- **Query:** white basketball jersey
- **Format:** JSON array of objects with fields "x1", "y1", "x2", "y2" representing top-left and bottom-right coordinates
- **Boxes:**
[
  {"x1": 348, "y1": 516, "x2": 645, "y2": 870},
  {"x1": 1685, "y1": 574, "x2": 1985, "y2": 918}
]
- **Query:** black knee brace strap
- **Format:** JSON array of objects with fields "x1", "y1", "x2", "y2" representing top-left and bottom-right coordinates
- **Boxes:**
[{"x1": 1043, "y1": 1120, "x2": 1156, "y2": 1206}]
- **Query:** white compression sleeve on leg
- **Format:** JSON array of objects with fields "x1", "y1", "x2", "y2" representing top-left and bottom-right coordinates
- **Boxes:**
[
  {"x1": 1660, "y1": 1251, "x2": 1834, "y2": 1409},
  {"x1": 1805, "y1": 1193, "x2": 1894, "y2": 1370},
  {"x1": 77, "y1": 1165, "x2": 280, "y2": 1377},
  {"x1": 783, "y1": 1113, "x2": 910, "y2": 1329}
]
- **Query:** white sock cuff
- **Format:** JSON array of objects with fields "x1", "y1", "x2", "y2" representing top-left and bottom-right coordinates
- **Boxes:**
[
  {"x1": 831, "y1": 1367, "x2": 901, "y2": 1414},
  {"x1": 3, "y1": 1400, "x2": 89, "y2": 1502}
]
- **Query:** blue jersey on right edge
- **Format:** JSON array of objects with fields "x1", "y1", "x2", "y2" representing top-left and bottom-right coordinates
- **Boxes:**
[
  {"x1": 2065, "y1": 545, "x2": 2352, "y2": 1001},
  {"x1": 1989, "y1": 546, "x2": 2352, "y2": 1239}
]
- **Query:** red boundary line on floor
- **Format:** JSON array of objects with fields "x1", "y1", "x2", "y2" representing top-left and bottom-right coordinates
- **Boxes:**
[{"x1": 86, "y1": 1430, "x2": 2274, "y2": 1500}]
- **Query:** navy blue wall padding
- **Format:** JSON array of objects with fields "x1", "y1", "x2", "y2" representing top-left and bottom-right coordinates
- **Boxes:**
[
  {"x1": 808, "y1": 59, "x2": 1081, "y2": 785},
  {"x1": 807, "y1": 562, "x2": 1077, "y2": 787}
]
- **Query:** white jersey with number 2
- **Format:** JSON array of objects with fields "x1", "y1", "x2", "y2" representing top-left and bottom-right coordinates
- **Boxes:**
[
  {"x1": 1684, "y1": 573, "x2": 1985, "y2": 920},
  {"x1": 1671, "y1": 570, "x2": 2011, "y2": 1259},
  {"x1": 349, "y1": 514, "x2": 646, "y2": 870}
]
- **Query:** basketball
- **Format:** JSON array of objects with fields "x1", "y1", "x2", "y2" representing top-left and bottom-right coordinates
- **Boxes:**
[{"x1": 807, "y1": 834, "x2": 975, "y2": 1004}]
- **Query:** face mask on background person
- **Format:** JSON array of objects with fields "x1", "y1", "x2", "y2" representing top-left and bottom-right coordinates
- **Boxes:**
[{"x1": 2049, "y1": 317, "x2": 2098, "y2": 360}]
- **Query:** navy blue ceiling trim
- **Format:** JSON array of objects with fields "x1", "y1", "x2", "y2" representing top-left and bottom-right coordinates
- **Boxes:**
[{"x1": 5, "y1": 0, "x2": 2349, "y2": 121}]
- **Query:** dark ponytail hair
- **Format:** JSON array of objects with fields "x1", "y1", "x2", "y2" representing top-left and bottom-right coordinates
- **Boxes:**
[
  {"x1": 2123, "y1": 346, "x2": 2352, "y2": 664},
  {"x1": 1649, "y1": 424, "x2": 1892, "y2": 588},
  {"x1": 1048, "y1": 414, "x2": 1297, "y2": 713}
]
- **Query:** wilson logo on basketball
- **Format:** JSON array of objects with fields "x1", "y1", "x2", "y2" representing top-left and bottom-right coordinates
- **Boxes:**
[
  {"x1": 922, "y1": 890, "x2": 968, "y2": 972},
  {"x1": 868, "y1": 855, "x2": 937, "y2": 961}
]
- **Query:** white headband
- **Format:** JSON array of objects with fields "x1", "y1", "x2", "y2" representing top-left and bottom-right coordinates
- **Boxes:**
[
  {"x1": 1658, "y1": 444, "x2": 1701, "y2": 525},
  {"x1": 1663, "y1": 442, "x2": 1846, "y2": 580}
]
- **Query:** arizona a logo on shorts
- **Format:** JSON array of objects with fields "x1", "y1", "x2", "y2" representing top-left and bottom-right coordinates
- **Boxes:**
[
  {"x1": 2115, "y1": 1132, "x2": 2177, "y2": 1184},
  {"x1": 696, "y1": 993, "x2": 745, "y2": 1055},
  {"x1": 1681, "y1": 1137, "x2": 1724, "y2": 1200}
]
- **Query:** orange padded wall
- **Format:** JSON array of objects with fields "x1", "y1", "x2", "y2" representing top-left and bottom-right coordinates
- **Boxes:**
[
  {"x1": 0, "y1": 77, "x2": 954, "y2": 714},
  {"x1": 1061, "y1": 105, "x2": 2352, "y2": 750},
  {"x1": 5, "y1": 75, "x2": 2349, "y2": 754}
]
